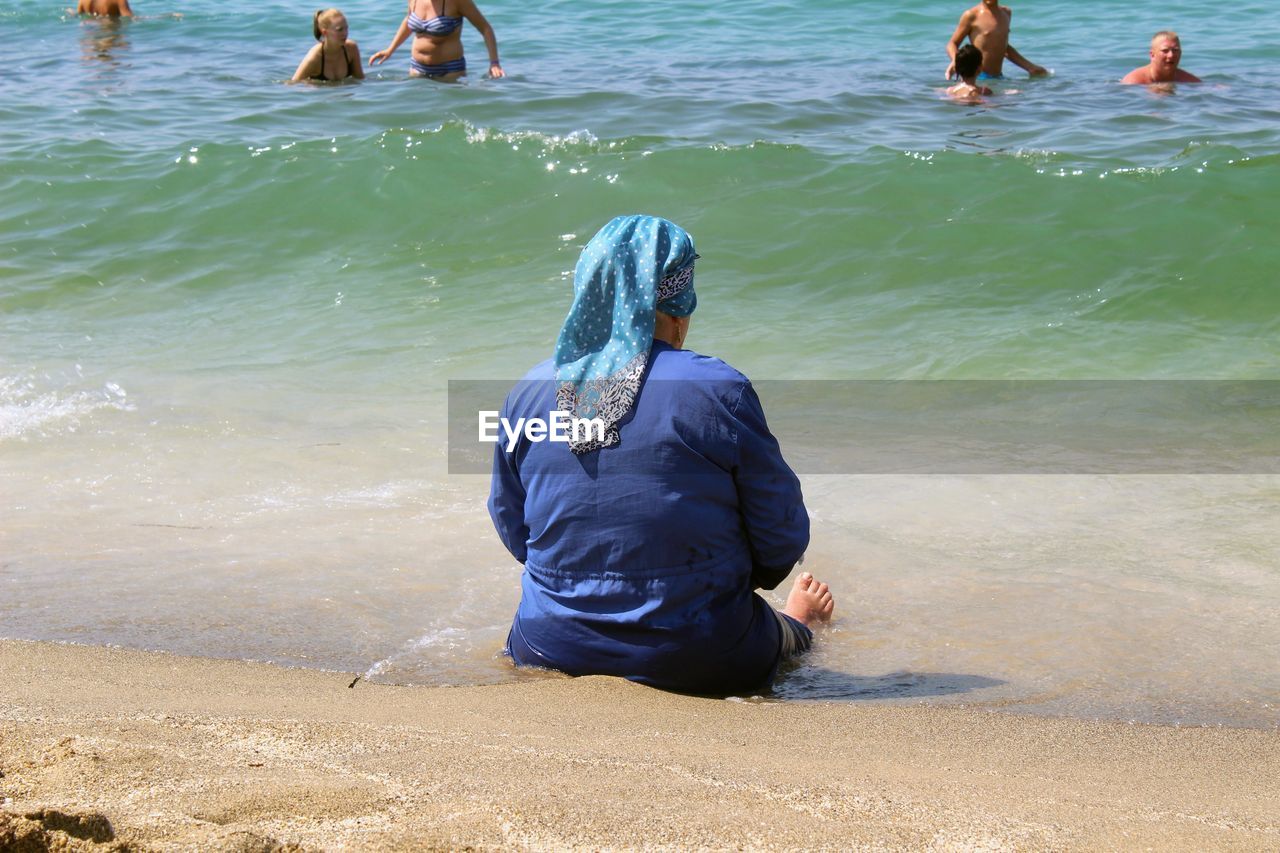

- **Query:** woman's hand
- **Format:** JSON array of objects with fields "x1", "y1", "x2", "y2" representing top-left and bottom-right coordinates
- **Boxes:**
[
  {"x1": 372, "y1": 18, "x2": 411, "y2": 67},
  {"x1": 488, "y1": 61, "x2": 505, "y2": 79}
]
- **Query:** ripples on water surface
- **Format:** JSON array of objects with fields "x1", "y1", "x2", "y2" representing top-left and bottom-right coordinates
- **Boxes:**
[{"x1": 2, "y1": 0, "x2": 1278, "y2": 726}]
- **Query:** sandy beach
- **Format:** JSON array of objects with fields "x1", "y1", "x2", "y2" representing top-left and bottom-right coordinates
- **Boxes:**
[{"x1": 0, "y1": 640, "x2": 1276, "y2": 850}]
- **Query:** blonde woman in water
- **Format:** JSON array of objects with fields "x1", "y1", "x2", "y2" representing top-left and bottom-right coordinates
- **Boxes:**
[
  {"x1": 368, "y1": 0, "x2": 504, "y2": 81},
  {"x1": 292, "y1": 9, "x2": 364, "y2": 83}
]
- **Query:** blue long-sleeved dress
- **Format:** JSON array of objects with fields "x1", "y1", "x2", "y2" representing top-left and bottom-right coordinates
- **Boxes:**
[{"x1": 487, "y1": 341, "x2": 809, "y2": 694}]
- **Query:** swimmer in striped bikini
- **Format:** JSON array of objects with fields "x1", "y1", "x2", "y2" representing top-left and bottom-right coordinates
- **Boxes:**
[{"x1": 368, "y1": 0, "x2": 504, "y2": 82}]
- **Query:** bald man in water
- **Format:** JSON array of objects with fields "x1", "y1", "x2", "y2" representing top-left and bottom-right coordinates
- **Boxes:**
[
  {"x1": 77, "y1": 0, "x2": 133, "y2": 16},
  {"x1": 1122, "y1": 31, "x2": 1202, "y2": 84}
]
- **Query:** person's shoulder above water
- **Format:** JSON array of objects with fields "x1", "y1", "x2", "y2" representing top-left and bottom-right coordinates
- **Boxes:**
[
  {"x1": 77, "y1": 0, "x2": 133, "y2": 16},
  {"x1": 1121, "y1": 66, "x2": 1202, "y2": 84},
  {"x1": 947, "y1": 81, "x2": 993, "y2": 100}
]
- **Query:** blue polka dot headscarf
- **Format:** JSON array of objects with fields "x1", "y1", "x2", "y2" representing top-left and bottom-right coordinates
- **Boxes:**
[{"x1": 554, "y1": 215, "x2": 698, "y2": 454}]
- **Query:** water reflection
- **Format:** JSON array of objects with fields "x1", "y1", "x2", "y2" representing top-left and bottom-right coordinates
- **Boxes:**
[{"x1": 79, "y1": 16, "x2": 130, "y2": 72}]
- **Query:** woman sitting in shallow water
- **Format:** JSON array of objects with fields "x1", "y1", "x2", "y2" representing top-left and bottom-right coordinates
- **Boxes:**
[
  {"x1": 292, "y1": 8, "x2": 364, "y2": 83},
  {"x1": 488, "y1": 215, "x2": 834, "y2": 695},
  {"x1": 368, "y1": 0, "x2": 503, "y2": 81}
]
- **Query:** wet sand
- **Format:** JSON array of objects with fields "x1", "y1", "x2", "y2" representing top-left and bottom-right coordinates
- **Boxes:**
[{"x1": 1, "y1": 639, "x2": 1277, "y2": 851}]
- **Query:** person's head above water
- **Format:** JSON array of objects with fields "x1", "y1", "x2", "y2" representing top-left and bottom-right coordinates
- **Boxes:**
[
  {"x1": 1149, "y1": 31, "x2": 1182, "y2": 71},
  {"x1": 313, "y1": 8, "x2": 348, "y2": 42},
  {"x1": 1122, "y1": 29, "x2": 1201, "y2": 84},
  {"x1": 554, "y1": 215, "x2": 698, "y2": 453},
  {"x1": 954, "y1": 43, "x2": 983, "y2": 80}
]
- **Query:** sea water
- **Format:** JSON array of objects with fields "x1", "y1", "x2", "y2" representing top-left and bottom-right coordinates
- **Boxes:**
[{"x1": 2, "y1": 0, "x2": 1278, "y2": 727}]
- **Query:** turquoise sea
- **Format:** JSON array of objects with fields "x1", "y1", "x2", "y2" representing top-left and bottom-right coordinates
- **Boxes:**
[{"x1": 2, "y1": 0, "x2": 1278, "y2": 727}]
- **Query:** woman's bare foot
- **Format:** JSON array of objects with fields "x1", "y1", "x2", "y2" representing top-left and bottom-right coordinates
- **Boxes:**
[{"x1": 782, "y1": 572, "x2": 834, "y2": 628}]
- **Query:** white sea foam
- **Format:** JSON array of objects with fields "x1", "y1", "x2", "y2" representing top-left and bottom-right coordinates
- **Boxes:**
[
  {"x1": 462, "y1": 123, "x2": 599, "y2": 151},
  {"x1": 363, "y1": 626, "x2": 470, "y2": 680},
  {"x1": 0, "y1": 374, "x2": 134, "y2": 441}
]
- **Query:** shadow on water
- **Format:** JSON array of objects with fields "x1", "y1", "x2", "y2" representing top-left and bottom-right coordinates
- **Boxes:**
[
  {"x1": 492, "y1": 656, "x2": 1005, "y2": 705},
  {"x1": 772, "y1": 666, "x2": 1006, "y2": 702},
  {"x1": 947, "y1": 127, "x2": 1011, "y2": 154}
]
